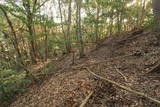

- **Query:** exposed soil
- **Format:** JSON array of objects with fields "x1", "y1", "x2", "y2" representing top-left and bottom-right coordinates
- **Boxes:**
[{"x1": 10, "y1": 29, "x2": 160, "y2": 107}]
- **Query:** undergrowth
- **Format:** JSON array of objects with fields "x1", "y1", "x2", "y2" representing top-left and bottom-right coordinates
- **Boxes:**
[{"x1": 0, "y1": 69, "x2": 31, "y2": 106}]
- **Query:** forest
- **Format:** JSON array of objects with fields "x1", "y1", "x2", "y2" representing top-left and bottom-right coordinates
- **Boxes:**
[{"x1": 0, "y1": 0, "x2": 160, "y2": 106}]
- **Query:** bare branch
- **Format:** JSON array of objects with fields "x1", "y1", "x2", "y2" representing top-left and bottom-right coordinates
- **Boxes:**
[
  {"x1": 114, "y1": 66, "x2": 128, "y2": 82},
  {"x1": 79, "y1": 91, "x2": 94, "y2": 107}
]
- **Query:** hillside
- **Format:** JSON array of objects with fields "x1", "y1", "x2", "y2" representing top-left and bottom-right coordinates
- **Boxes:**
[{"x1": 10, "y1": 29, "x2": 160, "y2": 107}]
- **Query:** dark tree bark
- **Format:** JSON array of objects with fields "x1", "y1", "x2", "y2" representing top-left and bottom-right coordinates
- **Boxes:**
[
  {"x1": 152, "y1": 0, "x2": 160, "y2": 32},
  {"x1": 66, "y1": 0, "x2": 72, "y2": 53},
  {"x1": 76, "y1": 0, "x2": 84, "y2": 58}
]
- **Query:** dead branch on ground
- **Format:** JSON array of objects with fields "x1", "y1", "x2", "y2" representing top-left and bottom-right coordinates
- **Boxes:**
[
  {"x1": 79, "y1": 91, "x2": 94, "y2": 107},
  {"x1": 84, "y1": 67, "x2": 160, "y2": 104},
  {"x1": 146, "y1": 63, "x2": 160, "y2": 74},
  {"x1": 114, "y1": 66, "x2": 128, "y2": 82}
]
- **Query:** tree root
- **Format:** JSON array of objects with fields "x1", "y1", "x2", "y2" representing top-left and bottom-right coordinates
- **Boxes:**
[{"x1": 84, "y1": 67, "x2": 160, "y2": 104}]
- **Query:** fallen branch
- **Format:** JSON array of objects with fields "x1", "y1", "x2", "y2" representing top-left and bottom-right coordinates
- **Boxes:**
[
  {"x1": 146, "y1": 63, "x2": 160, "y2": 74},
  {"x1": 79, "y1": 91, "x2": 94, "y2": 107},
  {"x1": 114, "y1": 66, "x2": 128, "y2": 82},
  {"x1": 84, "y1": 67, "x2": 160, "y2": 104}
]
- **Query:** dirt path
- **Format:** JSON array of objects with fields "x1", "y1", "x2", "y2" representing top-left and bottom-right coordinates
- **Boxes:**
[{"x1": 11, "y1": 29, "x2": 160, "y2": 107}]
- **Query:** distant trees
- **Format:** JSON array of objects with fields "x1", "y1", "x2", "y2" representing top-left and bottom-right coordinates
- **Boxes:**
[{"x1": 0, "y1": 0, "x2": 153, "y2": 71}]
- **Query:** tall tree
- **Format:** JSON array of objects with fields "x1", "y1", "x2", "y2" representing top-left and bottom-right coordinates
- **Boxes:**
[
  {"x1": 95, "y1": 0, "x2": 100, "y2": 45},
  {"x1": 76, "y1": 0, "x2": 84, "y2": 57},
  {"x1": 22, "y1": 0, "x2": 37, "y2": 63},
  {"x1": 58, "y1": 0, "x2": 72, "y2": 54},
  {"x1": 0, "y1": 5, "x2": 22, "y2": 63},
  {"x1": 66, "y1": 0, "x2": 72, "y2": 53},
  {"x1": 152, "y1": 0, "x2": 160, "y2": 32}
]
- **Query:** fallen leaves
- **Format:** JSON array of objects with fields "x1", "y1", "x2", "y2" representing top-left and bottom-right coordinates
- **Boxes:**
[{"x1": 11, "y1": 30, "x2": 160, "y2": 107}]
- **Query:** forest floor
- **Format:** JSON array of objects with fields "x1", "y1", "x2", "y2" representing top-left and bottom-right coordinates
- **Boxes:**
[{"x1": 10, "y1": 29, "x2": 160, "y2": 107}]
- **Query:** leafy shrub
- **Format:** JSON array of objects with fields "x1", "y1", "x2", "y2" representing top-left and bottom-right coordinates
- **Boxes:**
[
  {"x1": 143, "y1": 14, "x2": 154, "y2": 29},
  {"x1": 0, "y1": 69, "x2": 31, "y2": 102}
]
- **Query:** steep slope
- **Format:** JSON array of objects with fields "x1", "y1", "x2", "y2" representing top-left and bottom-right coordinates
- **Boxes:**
[{"x1": 11, "y1": 29, "x2": 160, "y2": 107}]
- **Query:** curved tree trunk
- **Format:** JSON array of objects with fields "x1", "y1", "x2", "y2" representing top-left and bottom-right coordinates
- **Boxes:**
[{"x1": 0, "y1": 6, "x2": 22, "y2": 63}]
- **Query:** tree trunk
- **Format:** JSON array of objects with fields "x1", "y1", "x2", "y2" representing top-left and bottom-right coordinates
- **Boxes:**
[
  {"x1": 0, "y1": 6, "x2": 22, "y2": 63},
  {"x1": 23, "y1": 0, "x2": 37, "y2": 64},
  {"x1": 152, "y1": 0, "x2": 160, "y2": 32},
  {"x1": 58, "y1": 0, "x2": 71, "y2": 54},
  {"x1": 76, "y1": 0, "x2": 84, "y2": 58},
  {"x1": 139, "y1": 0, "x2": 146, "y2": 25},
  {"x1": 44, "y1": 26, "x2": 48, "y2": 61},
  {"x1": 66, "y1": 0, "x2": 72, "y2": 53},
  {"x1": 95, "y1": 5, "x2": 100, "y2": 46}
]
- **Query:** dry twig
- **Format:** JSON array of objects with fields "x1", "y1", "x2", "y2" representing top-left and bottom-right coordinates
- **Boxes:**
[
  {"x1": 79, "y1": 91, "x2": 94, "y2": 107},
  {"x1": 114, "y1": 66, "x2": 128, "y2": 82},
  {"x1": 146, "y1": 63, "x2": 160, "y2": 74}
]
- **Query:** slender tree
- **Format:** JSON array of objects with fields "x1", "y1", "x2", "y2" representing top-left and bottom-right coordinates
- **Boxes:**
[
  {"x1": 95, "y1": 0, "x2": 100, "y2": 45},
  {"x1": 0, "y1": 5, "x2": 22, "y2": 63},
  {"x1": 22, "y1": 0, "x2": 38, "y2": 63},
  {"x1": 58, "y1": 0, "x2": 72, "y2": 54},
  {"x1": 76, "y1": 0, "x2": 84, "y2": 57}
]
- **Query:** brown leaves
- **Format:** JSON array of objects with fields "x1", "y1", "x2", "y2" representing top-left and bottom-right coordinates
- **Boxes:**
[{"x1": 11, "y1": 30, "x2": 160, "y2": 106}]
